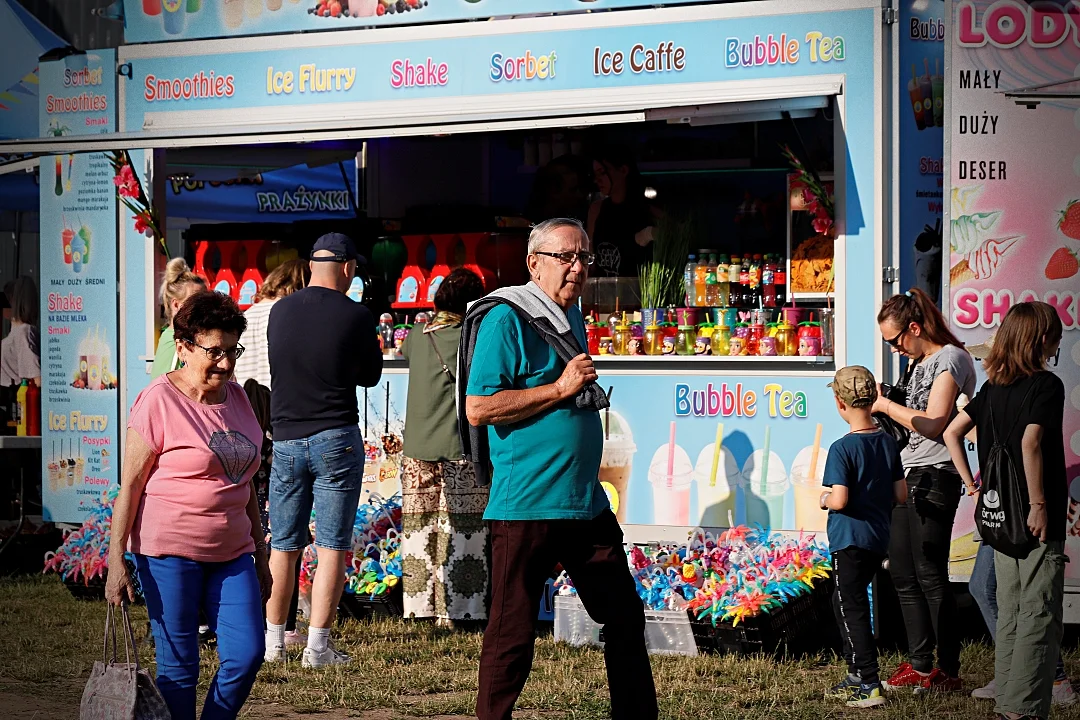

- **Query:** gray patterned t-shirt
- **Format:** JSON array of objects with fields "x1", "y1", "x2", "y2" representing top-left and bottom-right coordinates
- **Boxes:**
[{"x1": 901, "y1": 344, "x2": 976, "y2": 469}]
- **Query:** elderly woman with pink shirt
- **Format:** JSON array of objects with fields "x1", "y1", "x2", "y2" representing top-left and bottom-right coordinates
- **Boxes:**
[{"x1": 106, "y1": 291, "x2": 270, "y2": 720}]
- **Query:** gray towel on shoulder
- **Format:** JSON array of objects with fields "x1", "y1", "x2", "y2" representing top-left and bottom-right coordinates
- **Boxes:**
[{"x1": 456, "y1": 282, "x2": 609, "y2": 486}]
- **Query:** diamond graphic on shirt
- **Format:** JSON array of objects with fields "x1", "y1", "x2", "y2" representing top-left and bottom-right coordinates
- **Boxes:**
[{"x1": 208, "y1": 431, "x2": 258, "y2": 485}]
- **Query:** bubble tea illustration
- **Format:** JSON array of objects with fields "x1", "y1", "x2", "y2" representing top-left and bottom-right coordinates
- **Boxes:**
[
  {"x1": 918, "y1": 60, "x2": 935, "y2": 128},
  {"x1": 741, "y1": 426, "x2": 789, "y2": 529},
  {"x1": 600, "y1": 407, "x2": 637, "y2": 523},
  {"x1": 908, "y1": 64, "x2": 926, "y2": 130},
  {"x1": 47, "y1": 441, "x2": 61, "y2": 493},
  {"x1": 930, "y1": 58, "x2": 944, "y2": 127},
  {"x1": 649, "y1": 422, "x2": 693, "y2": 526},
  {"x1": 161, "y1": 0, "x2": 187, "y2": 35},
  {"x1": 791, "y1": 424, "x2": 828, "y2": 532},
  {"x1": 693, "y1": 423, "x2": 739, "y2": 527}
]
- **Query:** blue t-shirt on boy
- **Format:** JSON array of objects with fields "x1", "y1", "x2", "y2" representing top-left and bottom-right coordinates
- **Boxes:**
[{"x1": 822, "y1": 430, "x2": 904, "y2": 556}]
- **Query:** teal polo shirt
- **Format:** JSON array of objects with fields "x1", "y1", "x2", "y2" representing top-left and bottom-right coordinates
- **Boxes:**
[{"x1": 466, "y1": 303, "x2": 607, "y2": 521}]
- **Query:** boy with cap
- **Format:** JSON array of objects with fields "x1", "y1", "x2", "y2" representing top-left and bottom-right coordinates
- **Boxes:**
[
  {"x1": 821, "y1": 365, "x2": 907, "y2": 708},
  {"x1": 264, "y1": 233, "x2": 382, "y2": 668}
]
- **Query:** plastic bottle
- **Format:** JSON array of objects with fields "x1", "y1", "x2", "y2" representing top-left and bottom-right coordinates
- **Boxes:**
[
  {"x1": 15, "y1": 380, "x2": 28, "y2": 437},
  {"x1": 704, "y1": 253, "x2": 720, "y2": 307},
  {"x1": 738, "y1": 257, "x2": 753, "y2": 307},
  {"x1": 748, "y1": 254, "x2": 763, "y2": 308},
  {"x1": 715, "y1": 254, "x2": 730, "y2": 308},
  {"x1": 694, "y1": 250, "x2": 709, "y2": 308},
  {"x1": 26, "y1": 381, "x2": 40, "y2": 436},
  {"x1": 684, "y1": 254, "x2": 697, "y2": 307},
  {"x1": 774, "y1": 255, "x2": 788, "y2": 307},
  {"x1": 762, "y1": 255, "x2": 777, "y2": 308},
  {"x1": 728, "y1": 256, "x2": 743, "y2": 308}
]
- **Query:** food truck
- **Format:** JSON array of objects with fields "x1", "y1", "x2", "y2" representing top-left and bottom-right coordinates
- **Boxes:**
[{"x1": 3, "y1": 0, "x2": 957, "y2": 566}]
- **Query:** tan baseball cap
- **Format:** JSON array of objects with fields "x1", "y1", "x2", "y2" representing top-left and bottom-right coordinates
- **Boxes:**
[{"x1": 828, "y1": 365, "x2": 878, "y2": 408}]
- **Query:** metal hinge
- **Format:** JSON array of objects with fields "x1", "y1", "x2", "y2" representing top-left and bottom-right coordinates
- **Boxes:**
[
  {"x1": 882, "y1": 266, "x2": 899, "y2": 283},
  {"x1": 883, "y1": 7, "x2": 898, "y2": 24}
]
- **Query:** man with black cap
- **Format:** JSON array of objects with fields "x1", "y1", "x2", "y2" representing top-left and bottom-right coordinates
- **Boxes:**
[{"x1": 264, "y1": 233, "x2": 382, "y2": 668}]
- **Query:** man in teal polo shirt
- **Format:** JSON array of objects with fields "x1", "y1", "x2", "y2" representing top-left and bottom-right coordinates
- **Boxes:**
[{"x1": 466, "y1": 218, "x2": 657, "y2": 720}]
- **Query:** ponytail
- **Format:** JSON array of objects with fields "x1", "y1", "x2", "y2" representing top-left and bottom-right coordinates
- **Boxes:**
[{"x1": 877, "y1": 287, "x2": 964, "y2": 349}]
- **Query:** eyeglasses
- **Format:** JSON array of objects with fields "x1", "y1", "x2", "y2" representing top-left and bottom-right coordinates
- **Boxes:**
[
  {"x1": 885, "y1": 327, "x2": 907, "y2": 348},
  {"x1": 185, "y1": 341, "x2": 245, "y2": 362},
  {"x1": 534, "y1": 251, "x2": 596, "y2": 266},
  {"x1": 1050, "y1": 347, "x2": 1060, "y2": 368}
]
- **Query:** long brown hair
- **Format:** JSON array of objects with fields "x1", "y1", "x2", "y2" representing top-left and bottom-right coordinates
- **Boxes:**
[
  {"x1": 983, "y1": 302, "x2": 1063, "y2": 386},
  {"x1": 255, "y1": 258, "x2": 309, "y2": 302},
  {"x1": 877, "y1": 287, "x2": 964, "y2": 349}
]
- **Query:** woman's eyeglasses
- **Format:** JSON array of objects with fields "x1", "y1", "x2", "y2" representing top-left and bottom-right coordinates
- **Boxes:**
[
  {"x1": 534, "y1": 251, "x2": 596, "y2": 266},
  {"x1": 186, "y1": 341, "x2": 245, "y2": 362},
  {"x1": 885, "y1": 327, "x2": 907, "y2": 348},
  {"x1": 1050, "y1": 347, "x2": 1060, "y2": 368}
]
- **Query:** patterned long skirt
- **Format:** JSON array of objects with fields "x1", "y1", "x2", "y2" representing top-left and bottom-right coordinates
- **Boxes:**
[{"x1": 400, "y1": 456, "x2": 490, "y2": 620}]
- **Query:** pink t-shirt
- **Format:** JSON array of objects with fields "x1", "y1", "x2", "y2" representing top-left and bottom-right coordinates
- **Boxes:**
[{"x1": 127, "y1": 375, "x2": 261, "y2": 562}]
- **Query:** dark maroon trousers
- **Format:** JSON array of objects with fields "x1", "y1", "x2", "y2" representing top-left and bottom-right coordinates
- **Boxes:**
[{"x1": 476, "y1": 509, "x2": 658, "y2": 720}]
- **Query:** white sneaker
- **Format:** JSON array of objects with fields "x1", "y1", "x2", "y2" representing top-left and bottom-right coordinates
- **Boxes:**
[
  {"x1": 971, "y1": 679, "x2": 995, "y2": 700},
  {"x1": 302, "y1": 645, "x2": 351, "y2": 668},
  {"x1": 264, "y1": 642, "x2": 286, "y2": 663},
  {"x1": 1053, "y1": 678, "x2": 1078, "y2": 706},
  {"x1": 284, "y1": 630, "x2": 307, "y2": 647}
]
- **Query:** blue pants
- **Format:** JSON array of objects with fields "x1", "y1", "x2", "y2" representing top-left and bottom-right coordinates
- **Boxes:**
[{"x1": 135, "y1": 554, "x2": 265, "y2": 720}]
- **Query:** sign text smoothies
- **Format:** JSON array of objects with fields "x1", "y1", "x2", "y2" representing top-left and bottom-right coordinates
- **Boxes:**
[{"x1": 674, "y1": 382, "x2": 809, "y2": 419}]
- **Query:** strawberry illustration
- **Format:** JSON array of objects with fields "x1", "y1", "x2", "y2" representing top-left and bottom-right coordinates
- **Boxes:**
[
  {"x1": 1045, "y1": 247, "x2": 1079, "y2": 280},
  {"x1": 1059, "y1": 200, "x2": 1080, "y2": 240}
]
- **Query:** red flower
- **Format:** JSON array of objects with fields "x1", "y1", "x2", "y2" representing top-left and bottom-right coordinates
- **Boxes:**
[
  {"x1": 113, "y1": 164, "x2": 139, "y2": 199},
  {"x1": 133, "y1": 213, "x2": 151, "y2": 236},
  {"x1": 812, "y1": 216, "x2": 833, "y2": 235}
]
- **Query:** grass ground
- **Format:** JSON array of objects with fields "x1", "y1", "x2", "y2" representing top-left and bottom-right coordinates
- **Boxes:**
[{"x1": 3, "y1": 576, "x2": 1080, "y2": 719}]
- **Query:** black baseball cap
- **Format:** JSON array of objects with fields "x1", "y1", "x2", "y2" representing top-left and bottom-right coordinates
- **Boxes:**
[{"x1": 310, "y1": 233, "x2": 364, "y2": 264}]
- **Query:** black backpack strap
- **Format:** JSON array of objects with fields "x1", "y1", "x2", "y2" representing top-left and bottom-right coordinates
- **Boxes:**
[
  {"x1": 1000, "y1": 376, "x2": 1042, "y2": 443},
  {"x1": 425, "y1": 329, "x2": 455, "y2": 383}
]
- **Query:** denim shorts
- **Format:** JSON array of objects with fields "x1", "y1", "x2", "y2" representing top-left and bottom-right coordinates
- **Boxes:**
[{"x1": 269, "y1": 425, "x2": 364, "y2": 552}]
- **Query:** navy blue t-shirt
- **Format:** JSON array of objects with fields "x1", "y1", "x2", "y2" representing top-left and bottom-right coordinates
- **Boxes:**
[{"x1": 823, "y1": 430, "x2": 904, "y2": 555}]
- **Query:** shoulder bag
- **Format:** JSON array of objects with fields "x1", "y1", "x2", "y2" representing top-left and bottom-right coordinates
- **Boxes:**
[
  {"x1": 80, "y1": 603, "x2": 170, "y2": 720},
  {"x1": 873, "y1": 359, "x2": 919, "y2": 450}
]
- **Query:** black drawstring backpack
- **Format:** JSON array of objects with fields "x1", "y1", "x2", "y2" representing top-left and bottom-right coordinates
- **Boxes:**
[{"x1": 975, "y1": 379, "x2": 1041, "y2": 559}]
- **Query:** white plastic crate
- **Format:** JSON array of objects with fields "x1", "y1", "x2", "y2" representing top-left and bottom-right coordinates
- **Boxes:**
[{"x1": 553, "y1": 595, "x2": 697, "y2": 657}]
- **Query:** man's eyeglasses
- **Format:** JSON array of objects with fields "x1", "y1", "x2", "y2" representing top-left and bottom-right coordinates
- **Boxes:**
[
  {"x1": 534, "y1": 251, "x2": 596, "y2": 266},
  {"x1": 885, "y1": 327, "x2": 907, "y2": 348},
  {"x1": 185, "y1": 341, "x2": 245, "y2": 362}
]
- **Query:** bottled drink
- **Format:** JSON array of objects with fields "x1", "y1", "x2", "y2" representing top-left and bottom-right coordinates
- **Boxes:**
[
  {"x1": 684, "y1": 254, "x2": 697, "y2": 306},
  {"x1": 748, "y1": 254, "x2": 763, "y2": 308},
  {"x1": 738, "y1": 257, "x2": 752, "y2": 307},
  {"x1": 694, "y1": 250, "x2": 710, "y2": 307},
  {"x1": 762, "y1": 254, "x2": 777, "y2": 308},
  {"x1": 716, "y1": 254, "x2": 730, "y2": 308},
  {"x1": 774, "y1": 255, "x2": 788, "y2": 306},
  {"x1": 704, "y1": 254, "x2": 720, "y2": 307},
  {"x1": 728, "y1": 256, "x2": 744, "y2": 308}
]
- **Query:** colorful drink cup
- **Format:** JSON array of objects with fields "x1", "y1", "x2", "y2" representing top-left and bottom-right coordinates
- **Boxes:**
[
  {"x1": 70, "y1": 233, "x2": 86, "y2": 273},
  {"x1": 62, "y1": 228, "x2": 75, "y2": 264},
  {"x1": 791, "y1": 442, "x2": 827, "y2": 532},
  {"x1": 78, "y1": 225, "x2": 91, "y2": 265},
  {"x1": 648, "y1": 443, "x2": 693, "y2": 526},
  {"x1": 600, "y1": 410, "x2": 637, "y2": 523},
  {"x1": 143, "y1": 0, "x2": 162, "y2": 15},
  {"x1": 161, "y1": 0, "x2": 187, "y2": 34},
  {"x1": 693, "y1": 442, "x2": 738, "y2": 527},
  {"x1": 223, "y1": 0, "x2": 243, "y2": 27},
  {"x1": 741, "y1": 449, "x2": 789, "y2": 529}
]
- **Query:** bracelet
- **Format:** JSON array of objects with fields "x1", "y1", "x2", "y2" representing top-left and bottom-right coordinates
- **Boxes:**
[
  {"x1": 965, "y1": 484, "x2": 978, "y2": 496},
  {"x1": 1030, "y1": 501, "x2": 1046, "y2": 507}
]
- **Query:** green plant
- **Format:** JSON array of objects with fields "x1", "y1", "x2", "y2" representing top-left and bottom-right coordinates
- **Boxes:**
[{"x1": 643, "y1": 212, "x2": 698, "y2": 307}]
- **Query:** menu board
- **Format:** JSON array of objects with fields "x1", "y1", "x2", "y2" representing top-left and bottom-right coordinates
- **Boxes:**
[
  {"x1": 38, "y1": 51, "x2": 119, "y2": 523},
  {"x1": 946, "y1": 1, "x2": 1080, "y2": 581}
]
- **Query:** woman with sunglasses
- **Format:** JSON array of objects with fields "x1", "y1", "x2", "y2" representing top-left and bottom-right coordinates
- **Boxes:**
[
  {"x1": 874, "y1": 287, "x2": 975, "y2": 694},
  {"x1": 106, "y1": 291, "x2": 270, "y2": 720}
]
